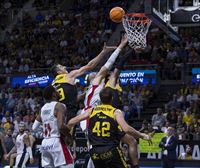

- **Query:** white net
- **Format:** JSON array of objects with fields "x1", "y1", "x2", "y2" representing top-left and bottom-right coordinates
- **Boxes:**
[{"x1": 122, "y1": 13, "x2": 152, "y2": 50}]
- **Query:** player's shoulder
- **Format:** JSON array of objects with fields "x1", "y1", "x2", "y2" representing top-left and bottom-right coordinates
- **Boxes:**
[
  {"x1": 52, "y1": 74, "x2": 68, "y2": 85},
  {"x1": 55, "y1": 101, "x2": 66, "y2": 109}
]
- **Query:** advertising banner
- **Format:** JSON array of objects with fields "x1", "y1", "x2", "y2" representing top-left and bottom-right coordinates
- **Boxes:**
[
  {"x1": 119, "y1": 70, "x2": 157, "y2": 85},
  {"x1": 192, "y1": 68, "x2": 200, "y2": 83},
  {"x1": 139, "y1": 133, "x2": 166, "y2": 153}
]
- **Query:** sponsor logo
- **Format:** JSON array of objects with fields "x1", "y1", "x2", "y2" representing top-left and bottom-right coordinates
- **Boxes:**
[{"x1": 192, "y1": 14, "x2": 200, "y2": 22}]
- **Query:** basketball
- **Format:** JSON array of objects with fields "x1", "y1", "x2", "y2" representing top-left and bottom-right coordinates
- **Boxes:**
[{"x1": 109, "y1": 7, "x2": 125, "y2": 23}]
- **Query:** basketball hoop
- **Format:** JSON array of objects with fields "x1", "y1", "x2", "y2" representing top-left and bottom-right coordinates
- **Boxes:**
[{"x1": 122, "y1": 13, "x2": 152, "y2": 50}]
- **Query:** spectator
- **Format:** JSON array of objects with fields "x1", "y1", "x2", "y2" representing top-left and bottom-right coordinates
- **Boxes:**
[
  {"x1": 183, "y1": 108, "x2": 194, "y2": 126},
  {"x1": 165, "y1": 94, "x2": 180, "y2": 110},
  {"x1": 0, "y1": 132, "x2": 7, "y2": 164},
  {"x1": 152, "y1": 108, "x2": 166, "y2": 129},
  {"x1": 178, "y1": 145, "x2": 192, "y2": 160},
  {"x1": 139, "y1": 120, "x2": 149, "y2": 133},
  {"x1": 1, "y1": 111, "x2": 13, "y2": 123},
  {"x1": 13, "y1": 114, "x2": 22, "y2": 135},
  {"x1": 2, "y1": 129, "x2": 15, "y2": 155},
  {"x1": 161, "y1": 121, "x2": 171, "y2": 133},
  {"x1": 176, "y1": 115, "x2": 186, "y2": 140},
  {"x1": 131, "y1": 91, "x2": 143, "y2": 118},
  {"x1": 166, "y1": 109, "x2": 178, "y2": 127},
  {"x1": 185, "y1": 125, "x2": 196, "y2": 140},
  {"x1": 159, "y1": 127, "x2": 177, "y2": 168},
  {"x1": 6, "y1": 94, "x2": 16, "y2": 112},
  {"x1": 195, "y1": 126, "x2": 200, "y2": 140},
  {"x1": 186, "y1": 89, "x2": 198, "y2": 102}
]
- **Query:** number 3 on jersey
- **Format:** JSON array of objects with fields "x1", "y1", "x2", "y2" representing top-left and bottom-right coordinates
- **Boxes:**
[
  {"x1": 92, "y1": 121, "x2": 110, "y2": 137},
  {"x1": 57, "y1": 88, "x2": 65, "y2": 101}
]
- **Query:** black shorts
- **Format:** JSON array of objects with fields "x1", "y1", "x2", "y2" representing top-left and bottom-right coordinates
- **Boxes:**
[{"x1": 90, "y1": 146, "x2": 128, "y2": 168}]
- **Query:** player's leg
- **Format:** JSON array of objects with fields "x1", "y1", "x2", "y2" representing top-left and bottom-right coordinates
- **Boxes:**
[
  {"x1": 41, "y1": 151, "x2": 54, "y2": 168},
  {"x1": 90, "y1": 148, "x2": 107, "y2": 168},
  {"x1": 90, "y1": 159, "x2": 105, "y2": 168},
  {"x1": 41, "y1": 139, "x2": 55, "y2": 168},
  {"x1": 106, "y1": 146, "x2": 128, "y2": 168},
  {"x1": 87, "y1": 157, "x2": 95, "y2": 168},
  {"x1": 9, "y1": 153, "x2": 16, "y2": 167},
  {"x1": 121, "y1": 134, "x2": 139, "y2": 168},
  {"x1": 20, "y1": 153, "x2": 29, "y2": 168},
  {"x1": 14, "y1": 153, "x2": 29, "y2": 168},
  {"x1": 54, "y1": 138, "x2": 74, "y2": 168}
]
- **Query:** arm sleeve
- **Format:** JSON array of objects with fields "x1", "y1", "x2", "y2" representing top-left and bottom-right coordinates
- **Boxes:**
[
  {"x1": 32, "y1": 120, "x2": 41, "y2": 131},
  {"x1": 104, "y1": 48, "x2": 121, "y2": 70}
]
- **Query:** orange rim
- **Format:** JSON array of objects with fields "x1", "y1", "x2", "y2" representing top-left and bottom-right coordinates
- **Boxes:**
[{"x1": 124, "y1": 13, "x2": 151, "y2": 23}]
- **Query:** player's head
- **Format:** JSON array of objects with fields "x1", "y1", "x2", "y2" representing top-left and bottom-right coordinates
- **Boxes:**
[
  {"x1": 43, "y1": 85, "x2": 59, "y2": 101},
  {"x1": 51, "y1": 64, "x2": 68, "y2": 77},
  {"x1": 99, "y1": 87, "x2": 113, "y2": 104},
  {"x1": 186, "y1": 145, "x2": 192, "y2": 154},
  {"x1": 166, "y1": 127, "x2": 175, "y2": 137},
  {"x1": 19, "y1": 122, "x2": 25, "y2": 133}
]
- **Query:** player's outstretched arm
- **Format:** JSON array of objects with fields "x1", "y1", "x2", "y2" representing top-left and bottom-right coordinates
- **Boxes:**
[
  {"x1": 108, "y1": 68, "x2": 120, "y2": 88},
  {"x1": 114, "y1": 109, "x2": 151, "y2": 141},
  {"x1": 69, "y1": 43, "x2": 117, "y2": 78},
  {"x1": 92, "y1": 34, "x2": 128, "y2": 85},
  {"x1": 109, "y1": 48, "x2": 134, "y2": 88},
  {"x1": 67, "y1": 108, "x2": 93, "y2": 128}
]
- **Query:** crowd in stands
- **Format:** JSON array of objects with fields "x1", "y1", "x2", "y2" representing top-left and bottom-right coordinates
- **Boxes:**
[
  {"x1": 0, "y1": 0, "x2": 27, "y2": 31},
  {"x1": 0, "y1": 0, "x2": 200, "y2": 165},
  {"x1": 0, "y1": 1, "x2": 199, "y2": 79},
  {"x1": 0, "y1": 80, "x2": 156, "y2": 165},
  {"x1": 139, "y1": 83, "x2": 200, "y2": 141},
  {"x1": 0, "y1": 0, "x2": 130, "y2": 74}
]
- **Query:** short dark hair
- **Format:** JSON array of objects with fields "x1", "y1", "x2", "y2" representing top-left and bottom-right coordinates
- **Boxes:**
[
  {"x1": 99, "y1": 88, "x2": 113, "y2": 104},
  {"x1": 43, "y1": 85, "x2": 56, "y2": 101},
  {"x1": 51, "y1": 64, "x2": 59, "y2": 77}
]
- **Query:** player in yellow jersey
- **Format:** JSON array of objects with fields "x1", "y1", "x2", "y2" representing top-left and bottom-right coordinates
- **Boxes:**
[
  {"x1": 83, "y1": 44, "x2": 140, "y2": 167},
  {"x1": 51, "y1": 43, "x2": 117, "y2": 122},
  {"x1": 105, "y1": 49, "x2": 140, "y2": 168},
  {"x1": 67, "y1": 87, "x2": 151, "y2": 168}
]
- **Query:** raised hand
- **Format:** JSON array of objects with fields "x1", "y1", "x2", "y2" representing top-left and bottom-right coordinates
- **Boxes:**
[{"x1": 119, "y1": 34, "x2": 128, "y2": 49}]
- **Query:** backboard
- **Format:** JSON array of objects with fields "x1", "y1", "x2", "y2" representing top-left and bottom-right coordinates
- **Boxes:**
[
  {"x1": 144, "y1": 0, "x2": 181, "y2": 42},
  {"x1": 170, "y1": 0, "x2": 200, "y2": 27},
  {"x1": 144, "y1": 0, "x2": 200, "y2": 40}
]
